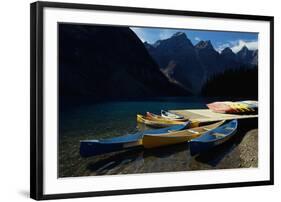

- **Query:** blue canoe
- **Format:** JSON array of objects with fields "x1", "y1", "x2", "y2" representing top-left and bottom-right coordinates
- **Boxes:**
[
  {"x1": 80, "y1": 123, "x2": 189, "y2": 157},
  {"x1": 189, "y1": 119, "x2": 238, "y2": 156}
]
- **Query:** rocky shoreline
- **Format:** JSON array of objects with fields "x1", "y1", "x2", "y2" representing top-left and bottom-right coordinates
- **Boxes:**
[
  {"x1": 215, "y1": 128, "x2": 258, "y2": 168},
  {"x1": 190, "y1": 119, "x2": 258, "y2": 170},
  {"x1": 59, "y1": 119, "x2": 258, "y2": 177}
]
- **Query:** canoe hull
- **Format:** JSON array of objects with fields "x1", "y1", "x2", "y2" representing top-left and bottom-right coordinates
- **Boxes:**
[
  {"x1": 142, "y1": 121, "x2": 225, "y2": 149},
  {"x1": 189, "y1": 120, "x2": 238, "y2": 155},
  {"x1": 143, "y1": 134, "x2": 198, "y2": 149},
  {"x1": 189, "y1": 136, "x2": 232, "y2": 156},
  {"x1": 80, "y1": 140, "x2": 141, "y2": 157},
  {"x1": 80, "y1": 124, "x2": 188, "y2": 157}
]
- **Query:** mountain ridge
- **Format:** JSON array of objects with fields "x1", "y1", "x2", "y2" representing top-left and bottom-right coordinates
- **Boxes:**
[
  {"x1": 144, "y1": 32, "x2": 258, "y2": 93},
  {"x1": 144, "y1": 32, "x2": 204, "y2": 93}
]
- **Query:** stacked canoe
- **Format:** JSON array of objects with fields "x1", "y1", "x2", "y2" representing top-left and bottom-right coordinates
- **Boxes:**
[{"x1": 207, "y1": 100, "x2": 258, "y2": 114}]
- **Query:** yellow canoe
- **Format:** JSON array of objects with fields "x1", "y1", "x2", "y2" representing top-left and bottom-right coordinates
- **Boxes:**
[
  {"x1": 137, "y1": 114, "x2": 188, "y2": 128},
  {"x1": 142, "y1": 120, "x2": 225, "y2": 149},
  {"x1": 229, "y1": 103, "x2": 255, "y2": 112}
]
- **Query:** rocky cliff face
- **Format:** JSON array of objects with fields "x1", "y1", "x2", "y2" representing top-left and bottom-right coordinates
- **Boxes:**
[
  {"x1": 236, "y1": 46, "x2": 258, "y2": 66},
  {"x1": 195, "y1": 40, "x2": 222, "y2": 77},
  {"x1": 144, "y1": 32, "x2": 204, "y2": 93},
  {"x1": 59, "y1": 25, "x2": 190, "y2": 100}
]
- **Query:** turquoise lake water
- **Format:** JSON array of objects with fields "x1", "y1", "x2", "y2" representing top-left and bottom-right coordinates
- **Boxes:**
[
  {"x1": 58, "y1": 97, "x2": 256, "y2": 177},
  {"x1": 59, "y1": 97, "x2": 207, "y2": 139}
]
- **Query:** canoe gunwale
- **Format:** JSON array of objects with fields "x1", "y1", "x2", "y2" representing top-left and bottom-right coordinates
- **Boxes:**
[
  {"x1": 143, "y1": 120, "x2": 225, "y2": 137},
  {"x1": 190, "y1": 120, "x2": 238, "y2": 143},
  {"x1": 141, "y1": 121, "x2": 226, "y2": 149}
]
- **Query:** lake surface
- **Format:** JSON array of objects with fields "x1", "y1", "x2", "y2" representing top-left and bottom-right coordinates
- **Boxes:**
[{"x1": 59, "y1": 97, "x2": 257, "y2": 177}]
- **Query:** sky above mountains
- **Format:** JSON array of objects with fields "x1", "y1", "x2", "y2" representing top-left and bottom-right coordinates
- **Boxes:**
[{"x1": 131, "y1": 27, "x2": 258, "y2": 53}]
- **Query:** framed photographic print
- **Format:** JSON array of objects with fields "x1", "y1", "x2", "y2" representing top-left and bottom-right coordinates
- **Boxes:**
[{"x1": 30, "y1": 1, "x2": 274, "y2": 200}]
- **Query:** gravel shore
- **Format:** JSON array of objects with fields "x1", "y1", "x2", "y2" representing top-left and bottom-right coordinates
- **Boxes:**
[
  {"x1": 190, "y1": 119, "x2": 258, "y2": 170},
  {"x1": 215, "y1": 128, "x2": 258, "y2": 168}
]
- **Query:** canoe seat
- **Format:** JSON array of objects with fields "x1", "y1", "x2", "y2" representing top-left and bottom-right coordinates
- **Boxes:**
[
  {"x1": 224, "y1": 127, "x2": 234, "y2": 130},
  {"x1": 210, "y1": 132, "x2": 227, "y2": 138},
  {"x1": 187, "y1": 129, "x2": 200, "y2": 134}
]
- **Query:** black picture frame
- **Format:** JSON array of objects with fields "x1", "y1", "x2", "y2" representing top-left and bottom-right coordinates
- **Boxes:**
[{"x1": 30, "y1": 1, "x2": 274, "y2": 200}]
